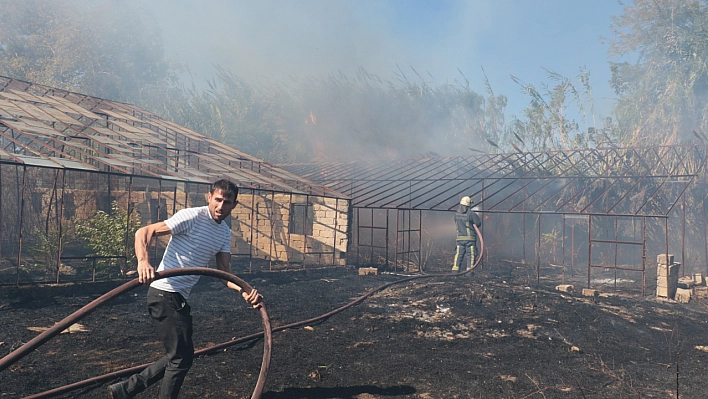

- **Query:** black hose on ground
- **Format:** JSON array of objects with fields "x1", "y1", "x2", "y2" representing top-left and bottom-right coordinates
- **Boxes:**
[
  {"x1": 2, "y1": 226, "x2": 483, "y2": 398},
  {"x1": 0, "y1": 268, "x2": 272, "y2": 399}
]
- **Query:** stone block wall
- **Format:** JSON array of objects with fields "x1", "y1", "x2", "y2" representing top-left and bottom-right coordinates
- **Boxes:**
[
  {"x1": 230, "y1": 193, "x2": 350, "y2": 266},
  {"x1": 18, "y1": 185, "x2": 350, "y2": 268}
]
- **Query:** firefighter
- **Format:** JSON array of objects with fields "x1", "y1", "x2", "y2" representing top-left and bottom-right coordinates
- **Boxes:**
[{"x1": 452, "y1": 196, "x2": 482, "y2": 273}]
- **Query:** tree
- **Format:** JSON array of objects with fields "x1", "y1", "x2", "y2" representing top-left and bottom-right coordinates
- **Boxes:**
[
  {"x1": 504, "y1": 68, "x2": 598, "y2": 153},
  {"x1": 608, "y1": 0, "x2": 708, "y2": 145},
  {"x1": 0, "y1": 0, "x2": 175, "y2": 103}
]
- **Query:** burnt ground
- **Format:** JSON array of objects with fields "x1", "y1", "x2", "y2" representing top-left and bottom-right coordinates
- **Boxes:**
[{"x1": 2, "y1": 263, "x2": 708, "y2": 399}]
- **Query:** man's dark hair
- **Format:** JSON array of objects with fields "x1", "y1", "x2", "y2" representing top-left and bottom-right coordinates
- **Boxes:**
[{"x1": 210, "y1": 179, "x2": 239, "y2": 200}]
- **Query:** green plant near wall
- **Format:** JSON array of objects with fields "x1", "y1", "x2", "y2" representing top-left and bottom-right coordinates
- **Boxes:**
[
  {"x1": 75, "y1": 201, "x2": 141, "y2": 277},
  {"x1": 27, "y1": 223, "x2": 76, "y2": 281}
]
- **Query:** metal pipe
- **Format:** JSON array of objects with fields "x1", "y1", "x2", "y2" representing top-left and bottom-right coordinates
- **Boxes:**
[
  {"x1": 16, "y1": 165, "x2": 27, "y2": 286},
  {"x1": 0, "y1": 163, "x2": 3, "y2": 263},
  {"x1": 55, "y1": 169, "x2": 66, "y2": 284},
  {"x1": 682, "y1": 192, "x2": 686, "y2": 275},
  {"x1": 562, "y1": 215, "x2": 566, "y2": 283},
  {"x1": 332, "y1": 198, "x2": 338, "y2": 266},
  {"x1": 249, "y1": 190, "x2": 255, "y2": 272},
  {"x1": 537, "y1": 214, "x2": 541, "y2": 286},
  {"x1": 642, "y1": 216, "x2": 647, "y2": 296},
  {"x1": 268, "y1": 191, "x2": 275, "y2": 271},
  {"x1": 124, "y1": 176, "x2": 134, "y2": 271},
  {"x1": 588, "y1": 216, "x2": 592, "y2": 289}
]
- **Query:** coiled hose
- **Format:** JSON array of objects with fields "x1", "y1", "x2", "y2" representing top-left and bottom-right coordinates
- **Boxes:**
[{"x1": 0, "y1": 225, "x2": 482, "y2": 398}]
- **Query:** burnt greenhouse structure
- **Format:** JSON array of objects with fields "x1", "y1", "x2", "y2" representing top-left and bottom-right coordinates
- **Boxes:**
[
  {"x1": 282, "y1": 144, "x2": 708, "y2": 296},
  {"x1": 0, "y1": 76, "x2": 350, "y2": 286}
]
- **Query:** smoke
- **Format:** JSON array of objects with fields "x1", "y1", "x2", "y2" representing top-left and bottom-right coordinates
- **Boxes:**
[
  {"x1": 0, "y1": 0, "x2": 609, "y2": 159},
  {"x1": 146, "y1": 1, "x2": 620, "y2": 114},
  {"x1": 146, "y1": 1, "x2": 489, "y2": 85}
]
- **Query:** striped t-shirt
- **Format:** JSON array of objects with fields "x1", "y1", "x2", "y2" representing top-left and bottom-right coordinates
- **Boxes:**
[{"x1": 150, "y1": 206, "x2": 232, "y2": 299}]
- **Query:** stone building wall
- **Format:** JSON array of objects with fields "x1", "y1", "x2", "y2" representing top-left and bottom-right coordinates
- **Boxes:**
[
  {"x1": 27, "y1": 188, "x2": 349, "y2": 267},
  {"x1": 231, "y1": 193, "x2": 349, "y2": 266}
]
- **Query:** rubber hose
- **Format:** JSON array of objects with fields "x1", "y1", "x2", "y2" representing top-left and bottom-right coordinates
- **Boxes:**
[
  {"x1": 0, "y1": 268, "x2": 272, "y2": 399},
  {"x1": 7, "y1": 226, "x2": 484, "y2": 398}
]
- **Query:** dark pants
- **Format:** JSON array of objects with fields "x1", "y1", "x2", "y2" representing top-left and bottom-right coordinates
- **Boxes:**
[
  {"x1": 121, "y1": 287, "x2": 194, "y2": 399},
  {"x1": 452, "y1": 239, "x2": 476, "y2": 272}
]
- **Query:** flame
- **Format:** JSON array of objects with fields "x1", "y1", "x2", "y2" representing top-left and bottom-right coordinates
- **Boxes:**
[{"x1": 309, "y1": 111, "x2": 317, "y2": 125}]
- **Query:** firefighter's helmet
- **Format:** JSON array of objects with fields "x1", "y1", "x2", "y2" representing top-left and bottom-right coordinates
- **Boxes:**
[{"x1": 460, "y1": 196, "x2": 472, "y2": 206}]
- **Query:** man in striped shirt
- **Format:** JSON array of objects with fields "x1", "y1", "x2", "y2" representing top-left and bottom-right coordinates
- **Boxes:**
[{"x1": 108, "y1": 179, "x2": 261, "y2": 399}]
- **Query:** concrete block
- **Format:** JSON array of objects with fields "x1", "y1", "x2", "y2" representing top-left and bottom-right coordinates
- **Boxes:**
[
  {"x1": 678, "y1": 276, "x2": 695, "y2": 289},
  {"x1": 657, "y1": 286, "x2": 672, "y2": 298},
  {"x1": 695, "y1": 286, "x2": 708, "y2": 299},
  {"x1": 693, "y1": 273, "x2": 704, "y2": 286},
  {"x1": 555, "y1": 284, "x2": 575, "y2": 293},
  {"x1": 657, "y1": 263, "x2": 680, "y2": 299},
  {"x1": 358, "y1": 267, "x2": 378, "y2": 276},
  {"x1": 657, "y1": 254, "x2": 674, "y2": 265},
  {"x1": 657, "y1": 262, "x2": 680, "y2": 275},
  {"x1": 582, "y1": 288, "x2": 599, "y2": 298},
  {"x1": 675, "y1": 287, "x2": 692, "y2": 303}
]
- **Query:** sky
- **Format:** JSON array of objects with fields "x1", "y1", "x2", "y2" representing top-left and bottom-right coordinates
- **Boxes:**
[{"x1": 147, "y1": 0, "x2": 626, "y2": 122}]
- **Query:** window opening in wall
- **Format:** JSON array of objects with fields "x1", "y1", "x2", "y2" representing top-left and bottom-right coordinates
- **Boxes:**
[{"x1": 291, "y1": 203, "x2": 313, "y2": 236}]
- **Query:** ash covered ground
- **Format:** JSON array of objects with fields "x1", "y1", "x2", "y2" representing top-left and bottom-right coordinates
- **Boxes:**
[{"x1": 2, "y1": 263, "x2": 708, "y2": 399}]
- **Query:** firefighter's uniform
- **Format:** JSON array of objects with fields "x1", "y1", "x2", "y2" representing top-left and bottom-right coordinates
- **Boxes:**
[{"x1": 452, "y1": 196, "x2": 482, "y2": 272}]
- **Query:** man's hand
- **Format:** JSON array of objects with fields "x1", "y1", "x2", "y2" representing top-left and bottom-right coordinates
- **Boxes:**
[
  {"x1": 242, "y1": 288, "x2": 263, "y2": 309},
  {"x1": 137, "y1": 260, "x2": 155, "y2": 285}
]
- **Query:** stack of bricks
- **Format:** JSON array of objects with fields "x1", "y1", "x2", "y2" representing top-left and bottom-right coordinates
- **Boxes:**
[
  {"x1": 694, "y1": 273, "x2": 708, "y2": 299},
  {"x1": 656, "y1": 254, "x2": 680, "y2": 299}
]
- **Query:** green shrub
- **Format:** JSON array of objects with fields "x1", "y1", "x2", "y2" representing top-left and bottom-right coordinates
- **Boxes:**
[{"x1": 75, "y1": 201, "x2": 141, "y2": 276}]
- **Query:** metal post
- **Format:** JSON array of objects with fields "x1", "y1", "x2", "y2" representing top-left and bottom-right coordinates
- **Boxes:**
[
  {"x1": 536, "y1": 214, "x2": 541, "y2": 286},
  {"x1": 388, "y1": 209, "x2": 398, "y2": 273},
  {"x1": 124, "y1": 176, "x2": 134, "y2": 273},
  {"x1": 172, "y1": 185, "x2": 178, "y2": 216},
  {"x1": 369, "y1": 209, "x2": 374, "y2": 265},
  {"x1": 45, "y1": 169, "x2": 59, "y2": 235},
  {"x1": 562, "y1": 215, "x2": 567, "y2": 283},
  {"x1": 55, "y1": 169, "x2": 66, "y2": 284},
  {"x1": 249, "y1": 191, "x2": 255, "y2": 272},
  {"x1": 482, "y1": 178, "x2": 488, "y2": 268},
  {"x1": 703, "y1": 196, "x2": 708, "y2": 278},
  {"x1": 417, "y1": 210, "x2": 422, "y2": 273},
  {"x1": 681, "y1": 193, "x2": 686, "y2": 276},
  {"x1": 0, "y1": 163, "x2": 3, "y2": 263},
  {"x1": 286, "y1": 193, "x2": 293, "y2": 268},
  {"x1": 356, "y1": 207, "x2": 360, "y2": 266},
  {"x1": 302, "y1": 194, "x2": 309, "y2": 269},
  {"x1": 588, "y1": 216, "x2": 592, "y2": 289},
  {"x1": 406, "y1": 209, "x2": 412, "y2": 270},
  {"x1": 642, "y1": 216, "x2": 647, "y2": 296},
  {"x1": 571, "y1": 222, "x2": 575, "y2": 278},
  {"x1": 614, "y1": 216, "x2": 619, "y2": 291},
  {"x1": 332, "y1": 198, "x2": 338, "y2": 266},
  {"x1": 665, "y1": 218, "x2": 669, "y2": 273},
  {"x1": 268, "y1": 191, "x2": 275, "y2": 271},
  {"x1": 154, "y1": 179, "x2": 162, "y2": 263},
  {"x1": 15, "y1": 166, "x2": 27, "y2": 286},
  {"x1": 665, "y1": 217, "x2": 670, "y2": 297},
  {"x1": 394, "y1": 210, "x2": 399, "y2": 272}
]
